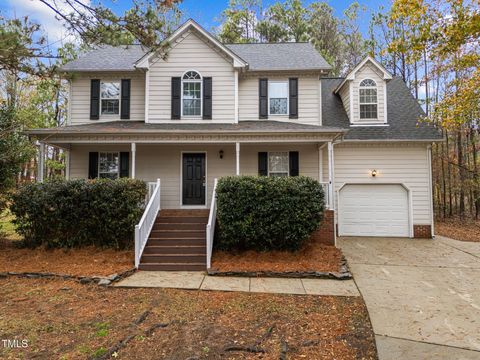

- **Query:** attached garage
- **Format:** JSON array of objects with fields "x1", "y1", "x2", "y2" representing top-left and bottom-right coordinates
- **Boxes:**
[{"x1": 338, "y1": 184, "x2": 410, "y2": 237}]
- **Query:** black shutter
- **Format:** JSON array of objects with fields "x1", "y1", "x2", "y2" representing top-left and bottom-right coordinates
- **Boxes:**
[
  {"x1": 258, "y1": 152, "x2": 268, "y2": 176},
  {"x1": 289, "y1": 151, "x2": 299, "y2": 176},
  {"x1": 88, "y1": 152, "x2": 99, "y2": 179},
  {"x1": 90, "y1": 79, "x2": 100, "y2": 120},
  {"x1": 171, "y1": 77, "x2": 181, "y2": 119},
  {"x1": 259, "y1": 78, "x2": 268, "y2": 119},
  {"x1": 120, "y1": 152, "x2": 129, "y2": 178},
  {"x1": 289, "y1": 78, "x2": 298, "y2": 119},
  {"x1": 203, "y1": 77, "x2": 212, "y2": 120},
  {"x1": 120, "y1": 79, "x2": 131, "y2": 119}
]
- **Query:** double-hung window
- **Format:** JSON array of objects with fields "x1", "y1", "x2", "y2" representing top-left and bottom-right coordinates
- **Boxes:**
[
  {"x1": 268, "y1": 81, "x2": 288, "y2": 115},
  {"x1": 268, "y1": 152, "x2": 289, "y2": 177},
  {"x1": 182, "y1": 71, "x2": 202, "y2": 116},
  {"x1": 359, "y1": 79, "x2": 378, "y2": 120},
  {"x1": 100, "y1": 82, "x2": 120, "y2": 115},
  {"x1": 99, "y1": 152, "x2": 119, "y2": 179}
]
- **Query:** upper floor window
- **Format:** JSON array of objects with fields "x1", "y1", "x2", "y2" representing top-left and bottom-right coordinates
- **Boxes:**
[
  {"x1": 269, "y1": 81, "x2": 289, "y2": 115},
  {"x1": 101, "y1": 82, "x2": 120, "y2": 115},
  {"x1": 182, "y1": 71, "x2": 202, "y2": 116},
  {"x1": 359, "y1": 79, "x2": 377, "y2": 119}
]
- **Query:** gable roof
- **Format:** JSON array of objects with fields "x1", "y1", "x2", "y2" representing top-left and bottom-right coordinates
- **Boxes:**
[
  {"x1": 322, "y1": 77, "x2": 443, "y2": 141},
  {"x1": 60, "y1": 45, "x2": 147, "y2": 72},
  {"x1": 334, "y1": 56, "x2": 393, "y2": 93},
  {"x1": 226, "y1": 43, "x2": 331, "y2": 72},
  {"x1": 135, "y1": 19, "x2": 248, "y2": 69}
]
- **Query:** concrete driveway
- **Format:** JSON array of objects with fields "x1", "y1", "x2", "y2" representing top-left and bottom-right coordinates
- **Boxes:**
[{"x1": 338, "y1": 236, "x2": 480, "y2": 360}]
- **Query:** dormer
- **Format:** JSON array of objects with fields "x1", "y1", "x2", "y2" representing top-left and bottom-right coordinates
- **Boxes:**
[{"x1": 335, "y1": 56, "x2": 392, "y2": 126}]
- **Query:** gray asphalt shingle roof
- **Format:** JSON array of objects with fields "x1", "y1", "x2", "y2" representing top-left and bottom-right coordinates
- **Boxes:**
[
  {"x1": 226, "y1": 43, "x2": 331, "y2": 71},
  {"x1": 28, "y1": 120, "x2": 347, "y2": 135},
  {"x1": 321, "y1": 77, "x2": 443, "y2": 141},
  {"x1": 59, "y1": 42, "x2": 331, "y2": 72},
  {"x1": 60, "y1": 45, "x2": 148, "y2": 72}
]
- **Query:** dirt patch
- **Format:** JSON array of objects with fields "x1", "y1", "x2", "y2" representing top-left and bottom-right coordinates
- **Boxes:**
[
  {"x1": 212, "y1": 240, "x2": 343, "y2": 274},
  {"x1": 436, "y1": 218, "x2": 480, "y2": 242},
  {"x1": 0, "y1": 240, "x2": 133, "y2": 277},
  {"x1": 0, "y1": 277, "x2": 377, "y2": 360}
]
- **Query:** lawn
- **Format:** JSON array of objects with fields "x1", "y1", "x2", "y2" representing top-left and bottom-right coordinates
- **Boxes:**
[{"x1": 0, "y1": 277, "x2": 377, "y2": 359}]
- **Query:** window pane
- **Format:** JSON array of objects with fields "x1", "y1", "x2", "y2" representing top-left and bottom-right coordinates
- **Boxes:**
[
  {"x1": 101, "y1": 99, "x2": 119, "y2": 115},
  {"x1": 269, "y1": 82, "x2": 288, "y2": 115},
  {"x1": 270, "y1": 98, "x2": 288, "y2": 115},
  {"x1": 98, "y1": 152, "x2": 119, "y2": 179},
  {"x1": 182, "y1": 81, "x2": 201, "y2": 116},
  {"x1": 360, "y1": 88, "x2": 377, "y2": 103},
  {"x1": 268, "y1": 152, "x2": 289, "y2": 175},
  {"x1": 101, "y1": 82, "x2": 120, "y2": 99},
  {"x1": 360, "y1": 104, "x2": 378, "y2": 119}
]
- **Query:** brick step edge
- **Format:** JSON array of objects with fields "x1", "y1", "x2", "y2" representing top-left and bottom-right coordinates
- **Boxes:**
[{"x1": 0, "y1": 267, "x2": 136, "y2": 287}]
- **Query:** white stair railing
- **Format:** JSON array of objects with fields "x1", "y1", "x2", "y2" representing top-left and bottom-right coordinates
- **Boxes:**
[
  {"x1": 206, "y1": 178, "x2": 218, "y2": 269},
  {"x1": 135, "y1": 178, "x2": 161, "y2": 268}
]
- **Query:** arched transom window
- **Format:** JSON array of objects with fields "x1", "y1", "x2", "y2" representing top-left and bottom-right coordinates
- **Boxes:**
[
  {"x1": 182, "y1": 70, "x2": 202, "y2": 116},
  {"x1": 359, "y1": 79, "x2": 377, "y2": 119}
]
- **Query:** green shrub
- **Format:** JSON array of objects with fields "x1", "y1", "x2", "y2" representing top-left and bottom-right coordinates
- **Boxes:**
[
  {"x1": 215, "y1": 176, "x2": 325, "y2": 251},
  {"x1": 10, "y1": 178, "x2": 147, "y2": 249}
]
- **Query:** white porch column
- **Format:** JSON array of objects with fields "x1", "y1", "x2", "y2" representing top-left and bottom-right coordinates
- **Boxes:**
[
  {"x1": 131, "y1": 142, "x2": 136, "y2": 179},
  {"x1": 65, "y1": 148, "x2": 71, "y2": 180},
  {"x1": 235, "y1": 142, "x2": 240, "y2": 175},
  {"x1": 38, "y1": 142, "x2": 45, "y2": 182},
  {"x1": 327, "y1": 141, "x2": 334, "y2": 209}
]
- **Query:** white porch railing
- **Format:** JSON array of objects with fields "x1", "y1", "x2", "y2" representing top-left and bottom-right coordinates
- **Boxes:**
[
  {"x1": 147, "y1": 181, "x2": 158, "y2": 202},
  {"x1": 135, "y1": 179, "x2": 161, "y2": 268},
  {"x1": 320, "y1": 182, "x2": 330, "y2": 208},
  {"x1": 206, "y1": 178, "x2": 218, "y2": 269}
]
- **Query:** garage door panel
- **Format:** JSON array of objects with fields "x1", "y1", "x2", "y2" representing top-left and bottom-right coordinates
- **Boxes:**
[{"x1": 339, "y1": 184, "x2": 409, "y2": 237}]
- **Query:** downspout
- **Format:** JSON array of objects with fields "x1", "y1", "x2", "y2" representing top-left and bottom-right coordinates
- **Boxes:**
[{"x1": 427, "y1": 144, "x2": 435, "y2": 239}]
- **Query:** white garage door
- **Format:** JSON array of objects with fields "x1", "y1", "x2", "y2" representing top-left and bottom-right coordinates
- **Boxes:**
[{"x1": 339, "y1": 184, "x2": 410, "y2": 237}]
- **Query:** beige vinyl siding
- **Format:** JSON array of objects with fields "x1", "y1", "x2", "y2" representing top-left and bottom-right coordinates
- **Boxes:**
[
  {"x1": 147, "y1": 31, "x2": 235, "y2": 122},
  {"x1": 238, "y1": 75, "x2": 321, "y2": 125},
  {"x1": 350, "y1": 62, "x2": 386, "y2": 124},
  {"x1": 333, "y1": 143, "x2": 432, "y2": 225},
  {"x1": 69, "y1": 72, "x2": 145, "y2": 125}
]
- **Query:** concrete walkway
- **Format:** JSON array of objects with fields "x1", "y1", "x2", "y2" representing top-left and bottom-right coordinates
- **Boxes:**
[
  {"x1": 115, "y1": 271, "x2": 359, "y2": 296},
  {"x1": 338, "y1": 236, "x2": 480, "y2": 360}
]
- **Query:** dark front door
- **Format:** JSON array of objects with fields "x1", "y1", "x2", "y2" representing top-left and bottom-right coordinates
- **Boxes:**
[{"x1": 182, "y1": 153, "x2": 206, "y2": 205}]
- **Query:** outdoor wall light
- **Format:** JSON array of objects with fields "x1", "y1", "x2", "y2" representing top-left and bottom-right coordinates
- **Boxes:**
[
  {"x1": 371, "y1": 169, "x2": 377, "y2": 177},
  {"x1": 219, "y1": 150, "x2": 224, "y2": 159}
]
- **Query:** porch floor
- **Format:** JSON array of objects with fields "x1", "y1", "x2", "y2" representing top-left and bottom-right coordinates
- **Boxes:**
[{"x1": 114, "y1": 271, "x2": 359, "y2": 296}]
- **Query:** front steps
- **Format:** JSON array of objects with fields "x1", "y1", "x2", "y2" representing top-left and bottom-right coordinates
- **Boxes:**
[{"x1": 138, "y1": 209, "x2": 208, "y2": 271}]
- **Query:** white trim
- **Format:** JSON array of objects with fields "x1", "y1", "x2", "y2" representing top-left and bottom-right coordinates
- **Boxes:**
[
  {"x1": 45, "y1": 139, "x2": 342, "y2": 144},
  {"x1": 318, "y1": 80, "x2": 322, "y2": 125},
  {"x1": 358, "y1": 78, "x2": 379, "y2": 121},
  {"x1": 180, "y1": 151, "x2": 207, "y2": 208},
  {"x1": 234, "y1": 70, "x2": 239, "y2": 123},
  {"x1": 349, "y1": 124, "x2": 390, "y2": 127},
  {"x1": 267, "y1": 80, "x2": 289, "y2": 116},
  {"x1": 427, "y1": 144, "x2": 435, "y2": 238},
  {"x1": 134, "y1": 19, "x2": 248, "y2": 70},
  {"x1": 65, "y1": 149, "x2": 71, "y2": 180},
  {"x1": 38, "y1": 142, "x2": 45, "y2": 182},
  {"x1": 337, "y1": 182, "x2": 414, "y2": 238},
  {"x1": 327, "y1": 142, "x2": 334, "y2": 210},
  {"x1": 67, "y1": 80, "x2": 72, "y2": 126},
  {"x1": 349, "y1": 81, "x2": 354, "y2": 123},
  {"x1": 145, "y1": 70, "x2": 150, "y2": 123},
  {"x1": 181, "y1": 70, "x2": 203, "y2": 119},
  {"x1": 383, "y1": 80, "x2": 388, "y2": 124}
]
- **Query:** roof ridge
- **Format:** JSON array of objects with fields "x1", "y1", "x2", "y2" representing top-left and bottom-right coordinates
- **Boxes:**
[{"x1": 226, "y1": 42, "x2": 311, "y2": 45}]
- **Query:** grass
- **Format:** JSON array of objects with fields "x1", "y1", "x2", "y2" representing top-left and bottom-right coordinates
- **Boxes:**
[{"x1": 0, "y1": 209, "x2": 20, "y2": 241}]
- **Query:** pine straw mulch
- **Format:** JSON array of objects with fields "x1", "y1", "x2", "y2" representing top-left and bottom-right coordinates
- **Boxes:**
[
  {"x1": 211, "y1": 240, "x2": 343, "y2": 274},
  {"x1": 0, "y1": 277, "x2": 377, "y2": 360},
  {"x1": 436, "y1": 218, "x2": 480, "y2": 242},
  {"x1": 0, "y1": 239, "x2": 133, "y2": 277}
]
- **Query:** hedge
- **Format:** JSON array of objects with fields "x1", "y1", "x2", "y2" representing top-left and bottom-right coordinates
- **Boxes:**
[
  {"x1": 10, "y1": 178, "x2": 147, "y2": 249},
  {"x1": 215, "y1": 176, "x2": 325, "y2": 251}
]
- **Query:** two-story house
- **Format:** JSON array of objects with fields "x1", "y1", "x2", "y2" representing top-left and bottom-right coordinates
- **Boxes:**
[{"x1": 29, "y1": 19, "x2": 442, "y2": 270}]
